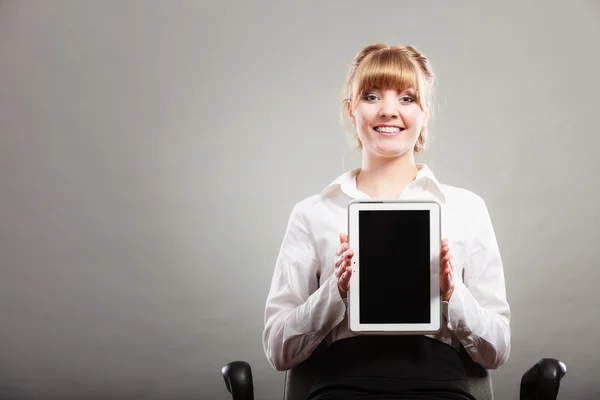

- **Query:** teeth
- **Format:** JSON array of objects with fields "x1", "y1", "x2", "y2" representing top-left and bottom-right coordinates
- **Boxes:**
[{"x1": 375, "y1": 127, "x2": 402, "y2": 133}]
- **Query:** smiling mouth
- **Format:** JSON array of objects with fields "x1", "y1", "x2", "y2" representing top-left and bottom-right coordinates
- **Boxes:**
[{"x1": 373, "y1": 126, "x2": 405, "y2": 136}]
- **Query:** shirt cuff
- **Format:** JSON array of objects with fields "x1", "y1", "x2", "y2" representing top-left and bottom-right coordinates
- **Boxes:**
[
  {"x1": 444, "y1": 280, "x2": 474, "y2": 337},
  {"x1": 322, "y1": 273, "x2": 347, "y2": 329}
]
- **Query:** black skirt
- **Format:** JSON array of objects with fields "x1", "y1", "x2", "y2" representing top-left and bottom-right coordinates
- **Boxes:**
[{"x1": 305, "y1": 335, "x2": 477, "y2": 400}]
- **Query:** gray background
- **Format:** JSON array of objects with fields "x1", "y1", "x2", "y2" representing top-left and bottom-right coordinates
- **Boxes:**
[{"x1": 1, "y1": 1, "x2": 599, "y2": 399}]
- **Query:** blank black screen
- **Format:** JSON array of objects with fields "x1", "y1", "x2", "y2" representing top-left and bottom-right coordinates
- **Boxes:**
[{"x1": 358, "y1": 210, "x2": 431, "y2": 324}]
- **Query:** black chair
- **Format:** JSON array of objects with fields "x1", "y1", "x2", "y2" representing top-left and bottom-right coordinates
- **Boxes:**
[{"x1": 221, "y1": 341, "x2": 567, "y2": 400}]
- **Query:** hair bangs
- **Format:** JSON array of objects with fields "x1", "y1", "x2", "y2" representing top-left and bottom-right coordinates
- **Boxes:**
[{"x1": 351, "y1": 50, "x2": 424, "y2": 107}]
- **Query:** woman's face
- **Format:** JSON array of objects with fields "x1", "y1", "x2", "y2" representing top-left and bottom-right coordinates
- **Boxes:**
[{"x1": 348, "y1": 88, "x2": 427, "y2": 159}]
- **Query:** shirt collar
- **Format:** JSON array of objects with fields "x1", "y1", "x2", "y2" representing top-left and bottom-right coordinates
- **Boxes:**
[{"x1": 321, "y1": 163, "x2": 446, "y2": 204}]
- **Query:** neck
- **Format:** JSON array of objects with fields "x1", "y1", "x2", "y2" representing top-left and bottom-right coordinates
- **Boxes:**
[{"x1": 356, "y1": 153, "x2": 419, "y2": 199}]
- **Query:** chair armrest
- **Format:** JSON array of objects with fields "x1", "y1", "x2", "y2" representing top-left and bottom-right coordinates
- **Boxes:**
[
  {"x1": 221, "y1": 361, "x2": 254, "y2": 400},
  {"x1": 520, "y1": 358, "x2": 567, "y2": 400}
]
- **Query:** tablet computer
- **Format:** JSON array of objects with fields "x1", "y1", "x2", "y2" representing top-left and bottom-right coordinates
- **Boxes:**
[{"x1": 347, "y1": 199, "x2": 441, "y2": 335}]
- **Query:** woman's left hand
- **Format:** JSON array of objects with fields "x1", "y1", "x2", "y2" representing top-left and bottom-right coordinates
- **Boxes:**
[{"x1": 440, "y1": 238, "x2": 455, "y2": 302}]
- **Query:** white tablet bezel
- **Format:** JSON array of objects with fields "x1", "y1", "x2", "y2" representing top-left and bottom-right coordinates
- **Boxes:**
[{"x1": 347, "y1": 199, "x2": 442, "y2": 335}]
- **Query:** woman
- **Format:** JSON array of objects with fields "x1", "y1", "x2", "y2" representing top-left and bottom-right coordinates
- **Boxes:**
[{"x1": 262, "y1": 43, "x2": 511, "y2": 400}]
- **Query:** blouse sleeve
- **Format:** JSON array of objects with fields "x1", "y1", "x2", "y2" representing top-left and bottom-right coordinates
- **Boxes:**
[
  {"x1": 444, "y1": 196, "x2": 512, "y2": 369},
  {"x1": 262, "y1": 203, "x2": 347, "y2": 371}
]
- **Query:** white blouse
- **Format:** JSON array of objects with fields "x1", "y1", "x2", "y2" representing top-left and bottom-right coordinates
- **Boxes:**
[{"x1": 262, "y1": 164, "x2": 511, "y2": 372}]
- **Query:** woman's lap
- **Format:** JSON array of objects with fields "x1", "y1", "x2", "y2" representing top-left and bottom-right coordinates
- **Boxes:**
[
  {"x1": 309, "y1": 388, "x2": 474, "y2": 400},
  {"x1": 304, "y1": 336, "x2": 477, "y2": 400}
]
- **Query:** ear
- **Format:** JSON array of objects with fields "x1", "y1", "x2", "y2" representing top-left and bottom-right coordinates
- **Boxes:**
[
  {"x1": 422, "y1": 104, "x2": 430, "y2": 129},
  {"x1": 346, "y1": 100, "x2": 355, "y2": 126}
]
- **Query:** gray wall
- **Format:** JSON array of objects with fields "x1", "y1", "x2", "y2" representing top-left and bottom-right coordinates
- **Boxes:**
[{"x1": 1, "y1": 1, "x2": 599, "y2": 399}]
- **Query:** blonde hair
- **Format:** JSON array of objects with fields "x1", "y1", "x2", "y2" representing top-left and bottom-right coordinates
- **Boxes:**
[{"x1": 340, "y1": 44, "x2": 435, "y2": 154}]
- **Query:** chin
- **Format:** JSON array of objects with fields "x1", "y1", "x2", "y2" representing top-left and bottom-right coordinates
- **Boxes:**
[{"x1": 372, "y1": 146, "x2": 412, "y2": 159}]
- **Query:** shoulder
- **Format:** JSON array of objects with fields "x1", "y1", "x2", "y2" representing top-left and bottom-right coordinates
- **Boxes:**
[
  {"x1": 290, "y1": 193, "x2": 324, "y2": 214},
  {"x1": 285, "y1": 192, "x2": 331, "y2": 225},
  {"x1": 288, "y1": 171, "x2": 350, "y2": 218},
  {"x1": 438, "y1": 183, "x2": 497, "y2": 243},
  {"x1": 438, "y1": 183, "x2": 488, "y2": 214}
]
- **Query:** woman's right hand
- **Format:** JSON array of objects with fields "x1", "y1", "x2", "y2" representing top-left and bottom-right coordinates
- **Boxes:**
[{"x1": 335, "y1": 232, "x2": 354, "y2": 299}]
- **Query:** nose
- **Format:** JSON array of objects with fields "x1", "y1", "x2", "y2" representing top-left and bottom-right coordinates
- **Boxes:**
[{"x1": 378, "y1": 97, "x2": 399, "y2": 119}]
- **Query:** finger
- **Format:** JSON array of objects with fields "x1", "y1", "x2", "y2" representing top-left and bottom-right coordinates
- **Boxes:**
[
  {"x1": 344, "y1": 249, "x2": 354, "y2": 261},
  {"x1": 441, "y1": 266, "x2": 449, "y2": 280},
  {"x1": 335, "y1": 243, "x2": 348, "y2": 256},
  {"x1": 444, "y1": 267, "x2": 454, "y2": 284},
  {"x1": 440, "y1": 250, "x2": 448, "y2": 260},
  {"x1": 443, "y1": 265, "x2": 449, "y2": 278},
  {"x1": 339, "y1": 232, "x2": 348, "y2": 244},
  {"x1": 338, "y1": 271, "x2": 347, "y2": 287},
  {"x1": 336, "y1": 262, "x2": 350, "y2": 279},
  {"x1": 336, "y1": 251, "x2": 351, "y2": 273},
  {"x1": 341, "y1": 265, "x2": 352, "y2": 278},
  {"x1": 339, "y1": 277, "x2": 348, "y2": 291},
  {"x1": 340, "y1": 269, "x2": 352, "y2": 288},
  {"x1": 335, "y1": 255, "x2": 344, "y2": 269}
]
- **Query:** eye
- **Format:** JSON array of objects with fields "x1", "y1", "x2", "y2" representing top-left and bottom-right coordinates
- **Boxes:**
[
  {"x1": 399, "y1": 96, "x2": 415, "y2": 103},
  {"x1": 363, "y1": 93, "x2": 379, "y2": 101}
]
